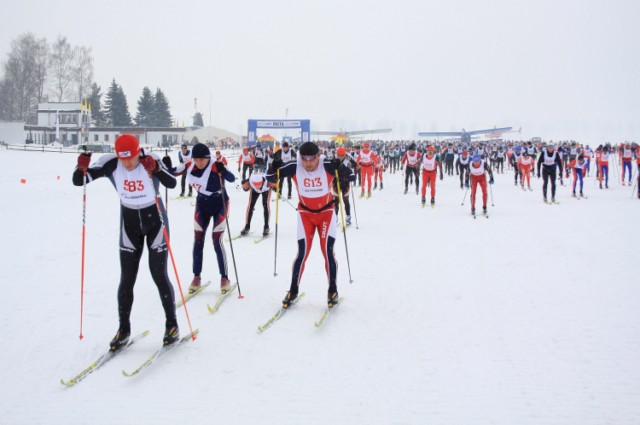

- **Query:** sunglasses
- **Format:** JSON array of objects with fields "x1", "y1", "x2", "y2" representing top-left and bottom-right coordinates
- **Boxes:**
[{"x1": 301, "y1": 155, "x2": 318, "y2": 162}]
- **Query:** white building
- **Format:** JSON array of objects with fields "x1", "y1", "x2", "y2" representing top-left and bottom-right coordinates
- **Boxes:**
[{"x1": 23, "y1": 102, "x2": 186, "y2": 148}]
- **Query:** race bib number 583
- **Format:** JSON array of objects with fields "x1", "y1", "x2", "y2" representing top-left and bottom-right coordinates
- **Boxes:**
[{"x1": 123, "y1": 179, "x2": 144, "y2": 192}]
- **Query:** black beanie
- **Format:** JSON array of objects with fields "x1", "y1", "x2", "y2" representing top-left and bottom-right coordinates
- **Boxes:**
[
  {"x1": 191, "y1": 143, "x2": 211, "y2": 158},
  {"x1": 299, "y1": 142, "x2": 319, "y2": 156}
]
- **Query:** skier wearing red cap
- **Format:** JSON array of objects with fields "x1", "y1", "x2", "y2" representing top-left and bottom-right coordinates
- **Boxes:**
[
  {"x1": 420, "y1": 146, "x2": 443, "y2": 207},
  {"x1": 621, "y1": 143, "x2": 634, "y2": 185},
  {"x1": 469, "y1": 154, "x2": 494, "y2": 217},
  {"x1": 267, "y1": 141, "x2": 355, "y2": 309},
  {"x1": 240, "y1": 173, "x2": 272, "y2": 237},
  {"x1": 172, "y1": 143, "x2": 236, "y2": 295},
  {"x1": 566, "y1": 154, "x2": 587, "y2": 198},
  {"x1": 214, "y1": 150, "x2": 228, "y2": 166},
  {"x1": 73, "y1": 134, "x2": 180, "y2": 349},
  {"x1": 237, "y1": 147, "x2": 255, "y2": 181},
  {"x1": 373, "y1": 154, "x2": 386, "y2": 190},
  {"x1": 517, "y1": 151, "x2": 534, "y2": 191},
  {"x1": 356, "y1": 142, "x2": 377, "y2": 198}
]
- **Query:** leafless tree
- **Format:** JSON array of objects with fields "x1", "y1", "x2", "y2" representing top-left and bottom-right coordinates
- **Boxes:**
[
  {"x1": 49, "y1": 35, "x2": 73, "y2": 102},
  {"x1": 72, "y1": 46, "x2": 94, "y2": 101},
  {"x1": 0, "y1": 33, "x2": 48, "y2": 122}
]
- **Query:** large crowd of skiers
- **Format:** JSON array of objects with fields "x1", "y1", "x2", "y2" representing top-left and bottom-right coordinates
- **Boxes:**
[{"x1": 73, "y1": 135, "x2": 639, "y2": 349}]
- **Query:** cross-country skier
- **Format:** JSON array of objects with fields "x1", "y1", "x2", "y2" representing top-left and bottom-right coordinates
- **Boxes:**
[
  {"x1": 536, "y1": 144, "x2": 563, "y2": 203},
  {"x1": 567, "y1": 154, "x2": 587, "y2": 198},
  {"x1": 401, "y1": 143, "x2": 420, "y2": 194},
  {"x1": 173, "y1": 143, "x2": 236, "y2": 294},
  {"x1": 178, "y1": 143, "x2": 192, "y2": 197},
  {"x1": 237, "y1": 147, "x2": 255, "y2": 181},
  {"x1": 468, "y1": 154, "x2": 494, "y2": 216},
  {"x1": 333, "y1": 147, "x2": 357, "y2": 226},
  {"x1": 73, "y1": 134, "x2": 180, "y2": 349},
  {"x1": 621, "y1": 142, "x2": 634, "y2": 185},
  {"x1": 356, "y1": 142, "x2": 377, "y2": 198},
  {"x1": 420, "y1": 146, "x2": 444, "y2": 207},
  {"x1": 456, "y1": 150, "x2": 471, "y2": 189},
  {"x1": 267, "y1": 142, "x2": 354, "y2": 309},
  {"x1": 240, "y1": 173, "x2": 272, "y2": 237},
  {"x1": 518, "y1": 151, "x2": 535, "y2": 191},
  {"x1": 273, "y1": 141, "x2": 296, "y2": 199}
]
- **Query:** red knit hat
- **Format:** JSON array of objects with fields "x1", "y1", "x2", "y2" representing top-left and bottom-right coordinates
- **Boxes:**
[
  {"x1": 336, "y1": 147, "x2": 346, "y2": 156},
  {"x1": 115, "y1": 134, "x2": 140, "y2": 158}
]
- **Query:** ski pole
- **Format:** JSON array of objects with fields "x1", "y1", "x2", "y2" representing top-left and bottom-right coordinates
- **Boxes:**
[
  {"x1": 79, "y1": 146, "x2": 88, "y2": 340},
  {"x1": 144, "y1": 156, "x2": 197, "y2": 341},
  {"x1": 273, "y1": 169, "x2": 280, "y2": 277},
  {"x1": 282, "y1": 197, "x2": 298, "y2": 211},
  {"x1": 164, "y1": 149, "x2": 169, "y2": 213},
  {"x1": 489, "y1": 174, "x2": 495, "y2": 207},
  {"x1": 632, "y1": 170, "x2": 638, "y2": 198},
  {"x1": 461, "y1": 186, "x2": 469, "y2": 206},
  {"x1": 350, "y1": 180, "x2": 359, "y2": 229},
  {"x1": 218, "y1": 172, "x2": 244, "y2": 298},
  {"x1": 335, "y1": 171, "x2": 353, "y2": 283}
]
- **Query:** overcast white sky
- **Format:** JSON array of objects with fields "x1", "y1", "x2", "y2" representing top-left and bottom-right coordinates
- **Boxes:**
[{"x1": 2, "y1": 0, "x2": 639, "y2": 142}]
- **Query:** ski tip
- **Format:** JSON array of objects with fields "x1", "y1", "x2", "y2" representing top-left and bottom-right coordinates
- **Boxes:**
[
  {"x1": 122, "y1": 369, "x2": 133, "y2": 377},
  {"x1": 60, "y1": 378, "x2": 75, "y2": 387},
  {"x1": 238, "y1": 295, "x2": 245, "y2": 299}
]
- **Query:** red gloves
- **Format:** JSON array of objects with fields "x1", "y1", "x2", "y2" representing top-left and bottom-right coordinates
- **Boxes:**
[
  {"x1": 140, "y1": 155, "x2": 158, "y2": 173},
  {"x1": 77, "y1": 153, "x2": 92, "y2": 172}
]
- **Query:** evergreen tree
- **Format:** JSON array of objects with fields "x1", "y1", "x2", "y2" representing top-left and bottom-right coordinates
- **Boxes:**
[
  {"x1": 151, "y1": 88, "x2": 172, "y2": 127},
  {"x1": 104, "y1": 79, "x2": 131, "y2": 127},
  {"x1": 87, "y1": 83, "x2": 105, "y2": 126},
  {"x1": 193, "y1": 112, "x2": 204, "y2": 127},
  {"x1": 135, "y1": 86, "x2": 155, "y2": 127}
]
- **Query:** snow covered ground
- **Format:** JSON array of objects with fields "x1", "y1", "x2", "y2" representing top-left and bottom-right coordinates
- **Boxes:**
[{"x1": 0, "y1": 148, "x2": 638, "y2": 425}]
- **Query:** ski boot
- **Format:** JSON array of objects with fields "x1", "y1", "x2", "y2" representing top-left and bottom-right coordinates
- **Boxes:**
[
  {"x1": 188, "y1": 276, "x2": 201, "y2": 294},
  {"x1": 220, "y1": 277, "x2": 232, "y2": 294},
  {"x1": 471, "y1": 207, "x2": 476, "y2": 217},
  {"x1": 109, "y1": 328, "x2": 131, "y2": 352},
  {"x1": 482, "y1": 206, "x2": 488, "y2": 216},
  {"x1": 282, "y1": 291, "x2": 299, "y2": 309},
  {"x1": 367, "y1": 191, "x2": 371, "y2": 199},
  {"x1": 346, "y1": 215, "x2": 352, "y2": 226},
  {"x1": 380, "y1": 182, "x2": 383, "y2": 190},
  {"x1": 431, "y1": 198, "x2": 435, "y2": 207},
  {"x1": 263, "y1": 226, "x2": 270, "y2": 237},
  {"x1": 373, "y1": 182, "x2": 377, "y2": 190},
  {"x1": 421, "y1": 197, "x2": 426, "y2": 206},
  {"x1": 572, "y1": 192, "x2": 577, "y2": 198},
  {"x1": 240, "y1": 225, "x2": 250, "y2": 236},
  {"x1": 328, "y1": 292, "x2": 340, "y2": 308},
  {"x1": 404, "y1": 187, "x2": 408, "y2": 194},
  {"x1": 163, "y1": 325, "x2": 180, "y2": 346}
]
